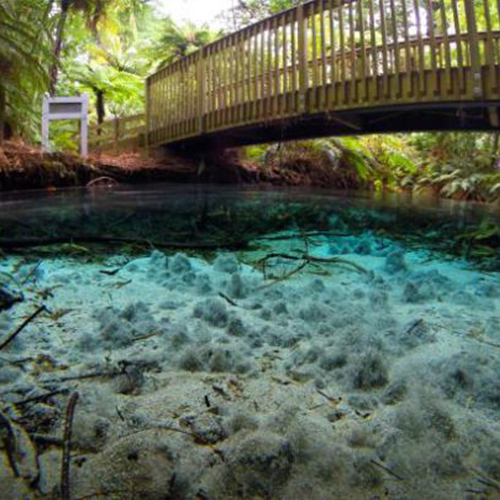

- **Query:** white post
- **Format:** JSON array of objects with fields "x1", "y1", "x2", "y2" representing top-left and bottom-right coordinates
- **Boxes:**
[
  {"x1": 80, "y1": 94, "x2": 89, "y2": 158},
  {"x1": 41, "y1": 96, "x2": 50, "y2": 153}
]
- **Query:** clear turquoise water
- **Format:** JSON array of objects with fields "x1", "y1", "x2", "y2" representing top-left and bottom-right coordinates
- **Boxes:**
[{"x1": 0, "y1": 185, "x2": 500, "y2": 500}]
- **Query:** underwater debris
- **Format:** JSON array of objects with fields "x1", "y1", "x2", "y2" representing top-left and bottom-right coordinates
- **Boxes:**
[
  {"x1": 0, "y1": 283, "x2": 23, "y2": 312},
  {"x1": 61, "y1": 392, "x2": 79, "y2": 500},
  {"x1": 0, "y1": 236, "x2": 249, "y2": 251},
  {"x1": 0, "y1": 305, "x2": 46, "y2": 351}
]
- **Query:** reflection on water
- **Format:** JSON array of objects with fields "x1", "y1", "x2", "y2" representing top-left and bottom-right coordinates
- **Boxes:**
[{"x1": 0, "y1": 185, "x2": 499, "y2": 499}]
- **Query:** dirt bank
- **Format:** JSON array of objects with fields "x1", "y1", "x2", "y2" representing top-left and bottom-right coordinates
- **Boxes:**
[{"x1": 0, "y1": 141, "x2": 359, "y2": 192}]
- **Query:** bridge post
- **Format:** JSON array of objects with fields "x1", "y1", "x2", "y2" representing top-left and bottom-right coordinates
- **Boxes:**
[
  {"x1": 464, "y1": 0, "x2": 482, "y2": 99},
  {"x1": 297, "y1": 3, "x2": 308, "y2": 114}
]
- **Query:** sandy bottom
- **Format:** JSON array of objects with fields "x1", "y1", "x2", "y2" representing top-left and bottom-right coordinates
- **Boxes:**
[{"x1": 1, "y1": 231, "x2": 500, "y2": 499}]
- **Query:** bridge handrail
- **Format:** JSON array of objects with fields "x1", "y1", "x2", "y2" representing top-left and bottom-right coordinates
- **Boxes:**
[
  {"x1": 89, "y1": 114, "x2": 145, "y2": 153},
  {"x1": 146, "y1": 0, "x2": 500, "y2": 148}
]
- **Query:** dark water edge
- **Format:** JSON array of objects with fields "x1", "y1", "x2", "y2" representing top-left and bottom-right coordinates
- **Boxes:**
[{"x1": 1, "y1": 184, "x2": 499, "y2": 269}]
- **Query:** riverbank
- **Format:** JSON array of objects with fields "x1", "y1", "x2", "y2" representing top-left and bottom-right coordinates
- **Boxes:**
[{"x1": 0, "y1": 141, "x2": 369, "y2": 192}]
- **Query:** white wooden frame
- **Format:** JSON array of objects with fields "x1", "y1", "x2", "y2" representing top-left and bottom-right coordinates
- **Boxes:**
[{"x1": 42, "y1": 95, "x2": 89, "y2": 158}]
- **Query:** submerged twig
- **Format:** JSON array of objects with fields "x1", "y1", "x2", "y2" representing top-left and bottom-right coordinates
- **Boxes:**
[
  {"x1": 258, "y1": 261, "x2": 309, "y2": 290},
  {"x1": 22, "y1": 260, "x2": 43, "y2": 285},
  {"x1": 0, "y1": 410, "x2": 20, "y2": 477},
  {"x1": 0, "y1": 305, "x2": 46, "y2": 351},
  {"x1": 370, "y1": 459, "x2": 405, "y2": 481},
  {"x1": 30, "y1": 433, "x2": 64, "y2": 447},
  {"x1": 256, "y1": 251, "x2": 368, "y2": 290},
  {"x1": 15, "y1": 388, "x2": 69, "y2": 407},
  {"x1": 61, "y1": 392, "x2": 79, "y2": 500},
  {"x1": 257, "y1": 253, "x2": 368, "y2": 275},
  {"x1": 0, "y1": 236, "x2": 248, "y2": 251},
  {"x1": 218, "y1": 292, "x2": 238, "y2": 307},
  {"x1": 258, "y1": 231, "x2": 350, "y2": 241},
  {"x1": 49, "y1": 370, "x2": 121, "y2": 383}
]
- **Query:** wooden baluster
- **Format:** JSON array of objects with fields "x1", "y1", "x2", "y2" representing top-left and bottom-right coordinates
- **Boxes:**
[
  {"x1": 155, "y1": 73, "x2": 161, "y2": 143},
  {"x1": 198, "y1": 49, "x2": 206, "y2": 135},
  {"x1": 235, "y1": 35, "x2": 240, "y2": 124},
  {"x1": 291, "y1": 10, "x2": 298, "y2": 113},
  {"x1": 389, "y1": 0, "x2": 402, "y2": 98},
  {"x1": 208, "y1": 47, "x2": 215, "y2": 132},
  {"x1": 243, "y1": 30, "x2": 249, "y2": 122},
  {"x1": 182, "y1": 60, "x2": 187, "y2": 137},
  {"x1": 163, "y1": 71, "x2": 168, "y2": 142},
  {"x1": 357, "y1": 0, "x2": 367, "y2": 103},
  {"x1": 171, "y1": 67, "x2": 176, "y2": 139},
  {"x1": 218, "y1": 41, "x2": 224, "y2": 127},
  {"x1": 260, "y1": 22, "x2": 266, "y2": 118},
  {"x1": 175, "y1": 66, "x2": 180, "y2": 139},
  {"x1": 298, "y1": 3, "x2": 309, "y2": 113},
  {"x1": 242, "y1": 30, "x2": 249, "y2": 122},
  {"x1": 368, "y1": 0, "x2": 378, "y2": 101},
  {"x1": 438, "y1": 0, "x2": 452, "y2": 96},
  {"x1": 451, "y1": 0, "x2": 465, "y2": 94},
  {"x1": 145, "y1": 78, "x2": 151, "y2": 150},
  {"x1": 253, "y1": 26, "x2": 259, "y2": 121},
  {"x1": 179, "y1": 63, "x2": 184, "y2": 137},
  {"x1": 483, "y1": 0, "x2": 498, "y2": 93},
  {"x1": 348, "y1": 0, "x2": 356, "y2": 104},
  {"x1": 210, "y1": 47, "x2": 217, "y2": 129},
  {"x1": 338, "y1": 2, "x2": 347, "y2": 103},
  {"x1": 153, "y1": 69, "x2": 162, "y2": 144},
  {"x1": 464, "y1": 0, "x2": 482, "y2": 100},
  {"x1": 169, "y1": 67, "x2": 174, "y2": 139},
  {"x1": 401, "y1": 0, "x2": 412, "y2": 99},
  {"x1": 282, "y1": 13, "x2": 289, "y2": 115},
  {"x1": 268, "y1": 20, "x2": 273, "y2": 119},
  {"x1": 230, "y1": 38, "x2": 237, "y2": 126},
  {"x1": 412, "y1": 0, "x2": 426, "y2": 96},
  {"x1": 379, "y1": 0, "x2": 390, "y2": 99},
  {"x1": 424, "y1": 0, "x2": 438, "y2": 96},
  {"x1": 311, "y1": 2, "x2": 319, "y2": 111},
  {"x1": 320, "y1": 0, "x2": 328, "y2": 108},
  {"x1": 328, "y1": 0, "x2": 336, "y2": 107},
  {"x1": 274, "y1": 16, "x2": 280, "y2": 117}
]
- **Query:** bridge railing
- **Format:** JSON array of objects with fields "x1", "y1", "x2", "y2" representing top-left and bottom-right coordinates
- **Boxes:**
[
  {"x1": 146, "y1": 0, "x2": 500, "y2": 147},
  {"x1": 89, "y1": 114, "x2": 145, "y2": 154}
]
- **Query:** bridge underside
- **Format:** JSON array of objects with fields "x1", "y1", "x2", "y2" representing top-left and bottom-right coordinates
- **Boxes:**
[{"x1": 164, "y1": 101, "x2": 500, "y2": 154}]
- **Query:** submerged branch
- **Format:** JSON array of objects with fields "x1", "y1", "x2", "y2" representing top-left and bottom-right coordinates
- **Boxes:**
[
  {"x1": 0, "y1": 305, "x2": 46, "y2": 351},
  {"x1": 61, "y1": 392, "x2": 79, "y2": 500},
  {"x1": 0, "y1": 236, "x2": 249, "y2": 251},
  {"x1": 258, "y1": 253, "x2": 369, "y2": 275}
]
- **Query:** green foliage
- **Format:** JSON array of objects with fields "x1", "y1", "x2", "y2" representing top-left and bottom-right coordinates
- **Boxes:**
[
  {"x1": 151, "y1": 19, "x2": 221, "y2": 69},
  {"x1": 411, "y1": 133, "x2": 500, "y2": 201},
  {"x1": 0, "y1": 0, "x2": 53, "y2": 139}
]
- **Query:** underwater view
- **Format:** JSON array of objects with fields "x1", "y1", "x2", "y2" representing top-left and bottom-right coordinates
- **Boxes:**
[{"x1": 1, "y1": 185, "x2": 500, "y2": 500}]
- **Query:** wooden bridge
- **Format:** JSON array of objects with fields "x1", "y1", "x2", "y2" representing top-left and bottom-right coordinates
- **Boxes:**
[{"x1": 98, "y1": 0, "x2": 500, "y2": 153}]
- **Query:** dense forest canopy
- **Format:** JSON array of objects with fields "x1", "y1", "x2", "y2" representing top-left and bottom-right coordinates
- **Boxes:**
[{"x1": 0, "y1": 0, "x2": 500, "y2": 201}]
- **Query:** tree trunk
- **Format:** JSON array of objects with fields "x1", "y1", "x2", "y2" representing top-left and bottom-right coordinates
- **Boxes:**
[
  {"x1": 0, "y1": 86, "x2": 6, "y2": 146},
  {"x1": 96, "y1": 89, "x2": 106, "y2": 127},
  {"x1": 492, "y1": 133, "x2": 500, "y2": 169},
  {"x1": 49, "y1": 0, "x2": 72, "y2": 95}
]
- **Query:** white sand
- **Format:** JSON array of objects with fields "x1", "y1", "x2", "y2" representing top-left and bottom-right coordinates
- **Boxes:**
[{"x1": 1, "y1": 232, "x2": 500, "y2": 499}]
